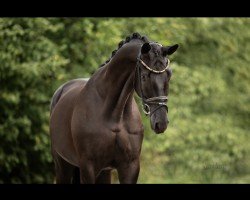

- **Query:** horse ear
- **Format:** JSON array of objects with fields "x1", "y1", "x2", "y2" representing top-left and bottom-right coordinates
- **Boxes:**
[
  {"x1": 141, "y1": 42, "x2": 151, "y2": 54},
  {"x1": 162, "y1": 44, "x2": 179, "y2": 56}
]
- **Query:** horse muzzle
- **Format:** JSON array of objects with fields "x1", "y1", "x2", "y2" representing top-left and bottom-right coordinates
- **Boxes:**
[{"x1": 150, "y1": 107, "x2": 169, "y2": 134}]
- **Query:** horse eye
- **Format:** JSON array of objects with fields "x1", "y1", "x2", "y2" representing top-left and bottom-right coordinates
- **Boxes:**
[{"x1": 141, "y1": 74, "x2": 147, "y2": 81}]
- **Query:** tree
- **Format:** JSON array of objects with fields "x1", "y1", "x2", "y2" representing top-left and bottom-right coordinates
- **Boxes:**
[
  {"x1": 0, "y1": 18, "x2": 249, "y2": 183},
  {"x1": 0, "y1": 18, "x2": 68, "y2": 183}
]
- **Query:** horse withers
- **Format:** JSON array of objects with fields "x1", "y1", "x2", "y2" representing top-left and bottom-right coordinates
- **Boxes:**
[{"x1": 50, "y1": 33, "x2": 178, "y2": 183}]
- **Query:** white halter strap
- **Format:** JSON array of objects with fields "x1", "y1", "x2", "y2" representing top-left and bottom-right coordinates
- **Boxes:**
[{"x1": 137, "y1": 58, "x2": 170, "y2": 74}]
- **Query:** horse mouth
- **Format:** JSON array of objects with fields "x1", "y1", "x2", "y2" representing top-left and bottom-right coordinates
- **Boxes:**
[
  {"x1": 152, "y1": 122, "x2": 167, "y2": 134},
  {"x1": 153, "y1": 127, "x2": 166, "y2": 134}
]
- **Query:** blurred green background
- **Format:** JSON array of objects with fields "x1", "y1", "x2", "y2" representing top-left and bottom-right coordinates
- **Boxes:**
[{"x1": 0, "y1": 18, "x2": 249, "y2": 183}]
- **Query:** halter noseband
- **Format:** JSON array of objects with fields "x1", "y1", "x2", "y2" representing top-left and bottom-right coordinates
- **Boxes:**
[{"x1": 136, "y1": 55, "x2": 170, "y2": 116}]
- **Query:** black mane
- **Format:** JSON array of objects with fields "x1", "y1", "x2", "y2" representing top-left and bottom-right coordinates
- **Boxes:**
[{"x1": 99, "y1": 32, "x2": 149, "y2": 68}]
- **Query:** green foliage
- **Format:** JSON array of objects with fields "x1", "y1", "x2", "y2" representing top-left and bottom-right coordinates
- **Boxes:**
[
  {"x1": 0, "y1": 18, "x2": 68, "y2": 183},
  {"x1": 0, "y1": 18, "x2": 249, "y2": 183}
]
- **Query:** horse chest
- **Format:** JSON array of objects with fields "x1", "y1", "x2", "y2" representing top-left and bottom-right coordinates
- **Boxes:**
[{"x1": 113, "y1": 129, "x2": 144, "y2": 162}]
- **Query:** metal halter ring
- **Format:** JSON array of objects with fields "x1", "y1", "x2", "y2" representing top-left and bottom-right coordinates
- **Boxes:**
[{"x1": 142, "y1": 104, "x2": 150, "y2": 115}]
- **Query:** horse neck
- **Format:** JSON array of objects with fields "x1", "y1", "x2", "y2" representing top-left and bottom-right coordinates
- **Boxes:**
[{"x1": 96, "y1": 41, "x2": 142, "y2": 123}]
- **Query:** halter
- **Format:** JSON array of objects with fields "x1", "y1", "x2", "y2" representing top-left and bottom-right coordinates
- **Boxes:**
[{"x1": 136, "y1": 54, "x2": 170, "y2": 116}]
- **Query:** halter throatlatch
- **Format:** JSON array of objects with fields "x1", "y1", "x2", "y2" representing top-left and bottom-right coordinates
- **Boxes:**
[{"x1": 136, "y1": 55, "x2": 170, "y2": 116}]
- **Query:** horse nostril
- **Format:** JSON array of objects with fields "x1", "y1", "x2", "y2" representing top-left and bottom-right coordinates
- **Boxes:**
[
  {"x1": 154, "y1": 122, "x2": 167, "y2": 134},
  {"x1": 167, "y1": 119, "x2": 170, "y2": 124},
  {"x1": 155, "y1": 122, "x2": 160, "y2": 131}
]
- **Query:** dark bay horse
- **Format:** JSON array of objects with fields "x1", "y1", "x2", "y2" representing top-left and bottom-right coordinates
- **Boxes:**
[{"x1": 50, "y1": 33, "x2": 178, "y2": 183}]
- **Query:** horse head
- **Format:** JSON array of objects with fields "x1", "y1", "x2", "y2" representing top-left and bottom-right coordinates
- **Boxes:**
[{"x1": 134, "y1": 41, "x2": 179, "y2": 134}]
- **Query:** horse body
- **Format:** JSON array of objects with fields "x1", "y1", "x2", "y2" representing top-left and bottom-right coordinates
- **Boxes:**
[
  {"x1": 50, "y1": 33, "x2": 178, "y2": 183},
  {"x1": 50, "y1": 40, "x2": 144, "y2": 183}
]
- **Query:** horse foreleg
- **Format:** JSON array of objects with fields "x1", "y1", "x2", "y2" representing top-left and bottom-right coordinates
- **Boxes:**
[
  {"x1": 79, "y1": 160, "x2": 96, "y2": 184},
  {"x1": 52, "y1": 150, "x2": 75, "y2": 184},
  {"x1": 95, "y1": 170, "x2": 112, "y2": 184},
  {"x1": 72, "y1": 167, "x2": 80, "y2": 184},
  {"x1": 117, "y1": 159, "x2": 140, "y2": 184}
]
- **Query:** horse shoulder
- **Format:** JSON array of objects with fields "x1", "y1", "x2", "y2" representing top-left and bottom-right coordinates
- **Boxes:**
[{"x1": 124, "y1": 97, "x2": 144, "y2": 135}]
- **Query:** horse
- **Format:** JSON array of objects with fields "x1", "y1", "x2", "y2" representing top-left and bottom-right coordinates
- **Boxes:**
[{"x1": 49, "y1": 33, "x2": 179, "y2": 184}]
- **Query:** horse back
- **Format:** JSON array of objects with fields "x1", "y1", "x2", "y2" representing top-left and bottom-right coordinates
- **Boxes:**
[{"x1": 50, "y1": 78, "x2": 89, "y2": 115}]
